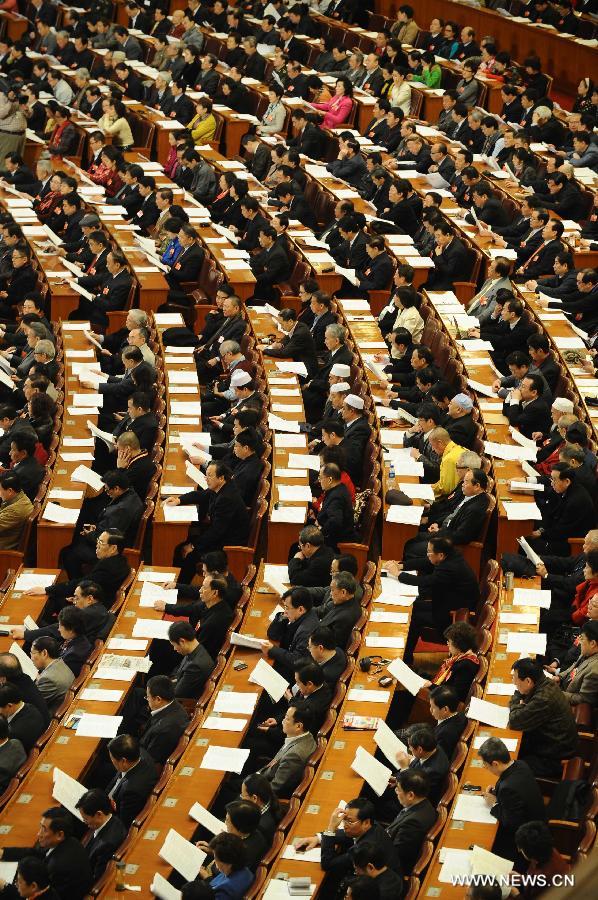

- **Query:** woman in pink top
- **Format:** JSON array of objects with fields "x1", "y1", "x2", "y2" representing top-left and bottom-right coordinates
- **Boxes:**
[{"x1": 310, "y1": 77, "x2": 354, "y2": 129}]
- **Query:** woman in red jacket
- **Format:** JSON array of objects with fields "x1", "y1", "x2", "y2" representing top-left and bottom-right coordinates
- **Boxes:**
[{"x1": 571, "y1": 551, "x2": 598, "y2": 625}]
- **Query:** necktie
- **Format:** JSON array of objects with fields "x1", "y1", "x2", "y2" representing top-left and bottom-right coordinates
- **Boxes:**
[{"x1": 520, "y1": 241, "x2": 546, "y2": 272}]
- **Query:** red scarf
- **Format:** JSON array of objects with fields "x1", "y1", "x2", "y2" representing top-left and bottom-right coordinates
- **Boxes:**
[{"x1": 433, "y1": 651, "x2": 479, "y2": 685}]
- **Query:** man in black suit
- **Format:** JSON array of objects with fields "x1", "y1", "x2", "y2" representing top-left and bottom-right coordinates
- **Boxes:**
[
  {"x1": 515, "y1": 219, "x2": 565, "y2": 282},
  {"x1": 0, "y1": 704, "x2": 27, "y2": 793},
  {"x1": 429, "y1": 685, "x2": 468, "y2": 759},
  {"x1": 526, "y1": 334, "x2": 560, "y2": 397},
  {"x1": 262, "y1": 307, "x2": 319, "y2": 378},
  {"x1": 236, "y1": 197, "x2": 268, "y2": 252},
  {"x1": 506, "y1": 373, "x2": 552, "y2": 439},
  {"x1": 466, "y1": 181, "x2": 510, "y2": 229},
  {"x1": 34, "y1": 528, "x2": 130, "y2": 614},
  {"x1": 529, "y1": 463, "x2": 595, "y2": 557},
  {"x1": 399, "y1": 537, "x2": 480, "y2": 661},
  {"x1": 403, "y1": 468, "x2": 491, "y2": 566},
  {"x1": 114, "y1": 431, "x2": 156, "y2": 501},
  {"x1": 172, "y1": 461, "x2": 250, "y2": 582},
  {"x1": 423, "y1": 222, "x2": 469, "y2": 292},
  {"x1": 295, "y1": 797, "x2": 399, "y2": 896},
  {"x1": 1, "y1": 152, "x2": 35, "y2": 189},
  {"x1": 304, "y1": 291, "x2": 336, "y2": 355},
  {"x1": 480, "y1": 297, "x2": 535, "y2": 374},
  {"x1": 106, "y1": 735, "x2": 158, "y2": 828},
  {"x1": 168, "y1": 621, "x2": 215, "y2": 698},
  {"x1": 160, "y1": 573, "x2": 234, "y2": 661},
  {"x1": 76, "y1": 789, "x2": 127, "y2": 883},
  {"x1": 478, "y1": 737, "x2": 546, "y2": 861},
  {"x1": 7, "y1": 430, "x2": 44, "y2": 501},
  {"x1": 1, "y1": 807, "x2": 93, "y2": 899},
  {"x1": 195, "y1": 54, "x2": 220, "y2": 95},
  {"x1": 331, "y1": 215, "x2": 369, "y2": 273},
  {"x1": 316, "y1": 572, "x2": 362, "y2": 649},
  {"x1": 288, "y1": 525, "x2": 335, "y2": 588},
  {"x1": 168, "y1": 80, "x2": 195, "y2": 125},
  {"x1": 165, "y1": 224, "x2": 205, "y2": 305},
  {"x1": 352, "y1": 843, "x2": 405, "y2": 900},
  {"x1": 249, "y1": 225, "x2": 291, "y2": 305},
  {"x1": 266, "y1": 588, "x2": 320, "y2": 680},
  {"x1": 18, "y1": 580, "x2": 113, "y2": 649},
  {"x1": 140, "y1": 676, "x2": 189, "y2": 765},
  {"x1": 129, "y1": 176, "x2": 159, "y2": 235},
  {"x1": 287, "y1": 110, "x2": 323, "y2": 159},
  {"x1": 0, "y1": 652, "x2": 49, "y2": 727},
  {"x1": 357, "y1": 53, "x2": 384, "y2": 94},
  {"x1": 275, "y1": 182, "x2": 317, "y2": 231},
  {"x1": 386, "y1": 770, "x2": 437, "y2": 873},
  {"x1": 194, "y1": 295, "x2": 247, "y2": 378},
  {"x1": 241, "y1": 36, "x2": 266, "y2": 80},
  {"x1": 327, "y1": 140, "x2": 366, "y2": 191},
  {"x1": 70, "y1": 250, "x2": 133, "y2": 334},
  {"x1": 340, "y1": 395, "x2": 372, "y2": 487},
  {"x1": 444, "y1": 393, "x2": 477, "y2": 450}
]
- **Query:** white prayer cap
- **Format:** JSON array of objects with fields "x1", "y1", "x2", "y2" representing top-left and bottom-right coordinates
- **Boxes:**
[
  {"x1": 345, "y1": 394, "x2": 364, "y2": 410},
  {"x1": 230, "y1": 370, "x2": 251, "y2": 387},
  {"x1": 330, "y1": 382, "x2": 350, "y2": 394},
  {"x1": 330, "y1": 363, "x2": 351, "y2": 377},
  {"x1": 552, "y1": 397, "x2": 574, "y2": 414}
]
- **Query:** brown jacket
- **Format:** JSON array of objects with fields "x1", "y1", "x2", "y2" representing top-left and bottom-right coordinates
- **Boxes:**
[
  {"x1": 559, "y1": 651, "x2": 598, "y2": 706},
  {"x1": 0, "y1": 491, "x2": 33, "y2": 550}
]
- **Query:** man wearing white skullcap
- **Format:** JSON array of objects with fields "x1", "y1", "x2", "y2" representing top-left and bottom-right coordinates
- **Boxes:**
[
  {"x1": 340, "y1": 394, "x2": 371, "y2": 485},
  {"x1": 445, "y1": 392, "x2": 477, "y2": 450},
  {"x1": 208, "y1": 372, "x2": 262, "y2": 441},
  {"x1": 330, "y1": 363, "x2": 351, "y2": 381}
]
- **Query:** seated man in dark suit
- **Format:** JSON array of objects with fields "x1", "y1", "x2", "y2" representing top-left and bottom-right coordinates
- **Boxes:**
[
  {"x1": 1, "y1": 806, "x2": 93, "y2": 899},
  {"x1": 355, "y1": 236, "x2": 394, "y2": 295},
  {"x1": 168, "y1": 621, "x2": 215, "y2": 699},
  {"x1": 56, "y1": 606, "x2": 92, "y2": 677},
  {"x1": 428, "y1": 685, "x2": 468, "y2": 760},
  {"x1": 164, "y1": 223, "x2": 205, "y2": 306},
  {"x1": 505, "y1": 372, "x2": 552, "y2": 439},
  {"x1": 0, "y1": 856, "x2": 59, "y2": 900},
  {"x1": 479, "y1": 296, "x2": 535, "y2": 374},
  {"x1": 249, "y1": 225, "x2": 291, "y2": 304},
  {"x1": 106, "y1": 734, "x2": 159, "y2": 828},
  {"x1": 287, "y1": 524, "x2": 335, "y2": 588},
  {"x1": 7, "y1": 430, "x2": 45, "y2": 501},
  {"x1": 395, "y1": 725, "x2": 450, "y2": 807},
  {"x1": 0, "y1": 712, "x2": 26, "y2": 793},
  {"x1": 114, "y1": 431, "x2": 156, "y2": 501},
  {"x1": 75, "y1": 789, "x2": 127, "y2": 883},
  {"x1": 295, "y1": 796, "x2": 400, "y2": 896},
  {"x1": 352, "y1": 843, "x2": 405, "y2": 900},
  {"x1": 0, "y1": 683, "x2": 46, "y2": 753},
  {"x1": 262, "y1": 307, "x2": 319, "y2": 378},
  {"x1": 386, "y1": 770, "x2": 437, "y2": 873},
  {"x1": 171, "y1": 461, "x2": 251, "y2": 583},
  {"x1": 0, "y1": 651, "x2": 50, "y2": 727},
  {"x1": 140, "y1": 675, "x2": 189, "y2": 765},
  {"x1": 423, "y1": 222, "x2": 469, "y2": 292},
  {"x1": 69, "y1": 250, "x2": 133, "y2": 334},
  {"x1": 402, "y1": 468, "x2": 490, "y2": 567},
  {"x1": 265, "y1": 588, "x2": 320, "y2": 680},
  {"x1": 25, "y1": 528, "x2": 131, "y2": 615},
  {"x1": 258, "y1": 701, "x2": 317, "y2": 798}
]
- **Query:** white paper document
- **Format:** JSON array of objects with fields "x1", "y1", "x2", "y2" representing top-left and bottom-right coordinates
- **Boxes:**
[
  {"x1": 42, "y1": 502, "x2": 80, "y2": 525},
  {"x1": 14, "y1": 573, "x2": 55, "y2": 591},
  {"x1": 270, "y1": 505, "x2": 307, "y2": 523},
  {"x1": 467, "y1": 697, "x2": 510, "y2": 729},
  {"x1": 189, "y1": 802, "x2": 226, "y2": 835},
  {"x1": 75, "y1": 713, "x2": 123, "y2": 738},
  {"x1": 151, "y1": 873, "x2": 181, "y2": 900},
  {"x1": 200, "y1": 745, "x2": 250, "y2": 773},
  {"x1": 277, "y1": 484, "x2": 313, "y2": 502},
  {"x1": 213, "y1": 691, "x2": 259, "y2": 715},
  {"x1": 351, "y1": 745, "x2": 392, "y2": 796},
  {"x1": 80, "y1": 688, "x2": 124, "y2": 702},
  {"x1": 374, "y1": 718, "x2": 408, "y2": 767},
  {"x1": 282, "y1": 845, "x2": 321, "y2": 863},
  {"x1": 229, "y1": 632, "x2": 266, "y2": 651},
  {"x1": 452, "y1": 793, "x2": 496, "y2": 825},
  {"x1": 52, "y1": 767, "x2": 87, "y2": 820},
  {"x1": 249, "y1": 658, "x2": 289, "y2": 702},
  {"x1": 506, "y1": 631, "x2": 546, "y2": 655},
  {"x1": 502, "y1": 501, "x2": 541, "y2": 521},
  {"x1": 138, "y1": 570, "x2": 177, "y2": 583},
  {"x1": 9, "y1": 642, "x2": 38, "y2": 680},
  {"x1": 71, "y1": 465, "x2": 105, "y2": 491},
  {"x1": 473, "y1": 736, "x2": 518, "y2": 752},
  {"x1": 159, "y1": 829, "x2": 206, "y2": 881},
  {"x1": 386, "y1": 504, "x2": 425, "y2": 526},
  {"x1": 365, "y1": 636, "x2": 405, "y2": 649},
  {"x1": 370, "y1": 610, "x2": 408, "y2": 624},
  {"x1": 513, "y1": 588, "x2": 551, "y2": 609},
  {"x1": 202, "y1": 716, "x2": 248, "y2": 732},
  {"x1": 163, "y1": 505, "x2": 199, "y2": 523},
  {"x1": 387, "y1": 657, "x2": 429, "y2": 695},
  {"x1": 132, "y1": 619, "x2": 172, "y2": 640},
  {"x1": 268, "y1": 413, "x2": 300, "y2": 433},
  {"x1": 347, "y1": 688, "x2": 390, "y2": 704}
]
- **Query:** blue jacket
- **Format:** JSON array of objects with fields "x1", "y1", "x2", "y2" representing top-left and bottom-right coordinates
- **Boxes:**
[{"x1": 209, "y1": 868, "x2": 254, "y2": 899}]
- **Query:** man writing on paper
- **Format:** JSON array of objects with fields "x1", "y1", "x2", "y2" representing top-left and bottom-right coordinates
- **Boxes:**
[{"x1": 75, "y1": 789, "x2": 127, "y2": 883}]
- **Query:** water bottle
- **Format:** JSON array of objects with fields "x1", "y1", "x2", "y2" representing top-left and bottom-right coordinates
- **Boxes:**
[{"x1": 389, "y1": 462, "x2": 395, "y2": 481}]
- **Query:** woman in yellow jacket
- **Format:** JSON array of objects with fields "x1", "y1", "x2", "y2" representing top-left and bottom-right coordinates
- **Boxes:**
[
  {"x1": 98, "y1": 98, "x2": 134, "y2": 150},
  {"x1": 189, "y1": 98, "x2": 216, "y2": 144}
]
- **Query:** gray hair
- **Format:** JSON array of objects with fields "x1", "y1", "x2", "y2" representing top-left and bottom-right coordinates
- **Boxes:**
[
  {"x1": 129, "y1": 309, "x2": 148, "y2": 327},
  {"x1": 157, "y1": 71, "x2": 172, "y2": 85},
  {"x1": 28, "y1": 322, "x2": 51, "y2": 341},
  {"x1": 220, "y1": 340, "x2": 241, "y2": 356},
  {"x1": 243, "y1": 35, "x2": 257, "y2": 48},
  {"x1": 469, "y1": 110, "x2": 483, "y2": 124},
  {"x1": 534, "y1": 105, "x2": 552, "y2": 121},
  {"x1": 36, "y1": 159, "x2": 52, "y2": 176},
  {"x1": 457, "y1": 451, "x2": 481, "y2": 469},
  {"x1": 332, "y1": 572, "x2": 357, "y2": 595},
  {"x1": 117, "y1": 431, "x2": 141, "y2": 451},
  {"x1": 325, "y1": 324, "x2": 346, "y2": 343},
  {"x1": 74, "y1": 68, "x2": 90, "y2": 79},
  {"x1": 133, "y1": 325, "x2": 150, "y2": 342},
  {"x1": 34, "y1": 339, "x2": 55, "y2": 360},
  {"x1": 57, "y1": 30, "x2": 70, "y2": 40}
]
